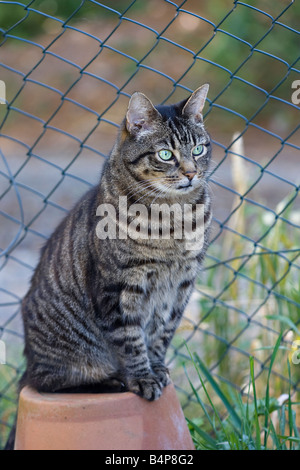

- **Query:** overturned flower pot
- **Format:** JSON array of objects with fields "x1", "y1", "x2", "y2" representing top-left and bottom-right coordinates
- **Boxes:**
[{"x1": 14, "y1": 383, "x2": 195, "y2": 450}]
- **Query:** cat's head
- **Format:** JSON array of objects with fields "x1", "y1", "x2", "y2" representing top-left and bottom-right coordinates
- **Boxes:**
[{"x1": 115, "y1": 85, "x2": 211, "y2": 202}]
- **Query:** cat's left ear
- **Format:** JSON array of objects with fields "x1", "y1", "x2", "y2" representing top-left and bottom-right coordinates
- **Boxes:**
[
  {"x1": 126, "y1": 92, "x2": 162, "y2": 137},
  {"x1": 182, "y1": 84, "x2": 209, "y2": 123}
]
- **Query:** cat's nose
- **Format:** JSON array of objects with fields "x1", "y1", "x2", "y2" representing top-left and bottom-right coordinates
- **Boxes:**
[{"x1": 184, "y1": 170, "x2": 197, "y2": 181}]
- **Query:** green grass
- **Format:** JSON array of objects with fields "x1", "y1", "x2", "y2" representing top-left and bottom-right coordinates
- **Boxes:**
[
  {"x1": 185, "y1": 339, "x2": 300, "y2": 450},
  {"x1": 0, "y1": 365, "x2": 22, "y2": 449}
]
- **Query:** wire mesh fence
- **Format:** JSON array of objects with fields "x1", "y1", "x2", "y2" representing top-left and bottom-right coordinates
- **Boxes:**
[{"x1": 0, "y1": 0, "x2": 300, "y2": 448}]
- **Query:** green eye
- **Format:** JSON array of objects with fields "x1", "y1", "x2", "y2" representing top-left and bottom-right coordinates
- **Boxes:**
[
  {"x1": 158, "y1": 149, "x2": 173, "y2": 161},
  {"x1": 192, "y1": 144, "x2": 205, "y2": 157}
]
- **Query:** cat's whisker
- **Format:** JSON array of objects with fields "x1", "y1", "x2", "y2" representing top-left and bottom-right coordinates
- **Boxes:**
[
  {"x1": 208, "y1": 175, "x2": 222, "y2": 184},
  {"x1": 126, "y1": 180, "x2": 162, "y2": 202},
  {"x1": 126, "y1": 175, "x2": 170, "y2": 198},
  {"x1": 127, "y1": 181, "x2": 162, "y2": 203},
  {"x1": 127, "y1": 182, "x2": 156, "y2": 200},
  {"x1": 150, "y1": 182, "x2": 174, "y2": 205},
  {"x1": 126, "y1": 178, "x2": 156, "y2": 192},
  {"x1": 133, "y1": 184, "x2": 164, "y2": 205}
]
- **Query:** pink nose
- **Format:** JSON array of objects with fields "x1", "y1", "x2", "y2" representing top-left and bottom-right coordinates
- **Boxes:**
[{"x1": 184, "y1": 171, "x2": 197, "y2": 181}]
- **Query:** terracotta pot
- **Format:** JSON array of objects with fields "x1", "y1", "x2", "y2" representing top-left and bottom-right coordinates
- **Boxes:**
[{"x1": 15, "y1": 383, "x2": 195, "y2": 450}]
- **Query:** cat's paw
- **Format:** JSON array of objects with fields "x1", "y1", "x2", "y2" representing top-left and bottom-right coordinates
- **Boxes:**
[
  {"x1": 127, "y1": 375, "x2": 162, "y2": 401},
  {"x1": 152, "y1": 364, "x2": 171, "y2": 388}
]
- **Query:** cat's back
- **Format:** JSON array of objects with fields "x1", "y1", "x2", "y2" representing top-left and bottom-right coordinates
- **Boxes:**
[{"x1": 23, "y1": 185, "x2": 100, "y2": 308}]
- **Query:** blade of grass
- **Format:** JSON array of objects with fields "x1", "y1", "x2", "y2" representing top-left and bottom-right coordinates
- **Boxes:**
[
  {"x1": 245, "y1": 372, "x2": 256, "y2": 450},
  {"x1": 287, "y1": 359, "x2": 294, "y2": 450},
  {"x1": 277, "y1": 436, "x2": 300, "y2": 444},
  {"x1": 268, "y1": 411, "x2": 281, "y2": 449},
  {"x1": 194, "y1": 352, "x2": 242, "y2": 432},
  {"x1": 266, "y1": 315, "x2": 300, "y2": 336},
  {"x1": 279, "y1": 404, "x2": 287, "y2": 450},
  {"x1": 250, "y1": 356, "x2": 262, "y2": 450},
  {"x1": 185, "y1": 344, "x2": 230, "y2": 441},
  {"x1": 183, "y1": 364, "x2": 214, "y2": 430},
  {"x1": 185, "y1": 417, "x2": 218, "y2": 450},
  {"x1": 264, "y1": 333, "x2": 283, "y2": 448}
]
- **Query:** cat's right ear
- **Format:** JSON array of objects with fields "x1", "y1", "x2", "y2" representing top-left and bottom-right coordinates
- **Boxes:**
[
  {"x1": 182, "y1": 84, "x2": 209, "y2": 123},
  {"x1": 126, "y1": 92, "x2": 162, "y2": 138}
]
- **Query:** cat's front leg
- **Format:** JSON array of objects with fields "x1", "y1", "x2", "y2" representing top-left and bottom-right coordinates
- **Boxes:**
[
  {"x1": 148, "y1": 281, "x2": 195, "y2": 387},
  {"x1": 148, "y1": 336, "x2": 173, "y2": 389},
  {"x1": 147, "y1": 323, "x2": 177, "y2": 389},
  {"x1": 106, "y1": 322, "x2": 163, "y2": 401},
  {"x1": 151, "y1": 363, "x2": 171, "y2": 388},
  {"x1": 126, "y1": 373, "x2": 163, "y2": 401}
]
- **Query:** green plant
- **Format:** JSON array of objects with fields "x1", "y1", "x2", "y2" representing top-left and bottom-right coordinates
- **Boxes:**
[
  {"x1": 0, "y1": 0, "x2": 143, "y2": 38},
  {"x1": 185, "y1": 338, "x2": 300, "y2": 450},
  {"x1": 0, "y1": 365, "x2": 22, "y2": 449}
]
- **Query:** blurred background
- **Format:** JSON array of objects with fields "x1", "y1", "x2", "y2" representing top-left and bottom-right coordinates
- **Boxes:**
[{"x1": 0, "y1": 0, "x2": 300, "y2": 448}]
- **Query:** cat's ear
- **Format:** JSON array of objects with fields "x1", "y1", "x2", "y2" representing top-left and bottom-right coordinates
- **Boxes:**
[
  {"x1": 182, "y1": 84, "x2": 209, "y2": 123},
  {"x1": 126, "y1": 92, "x2": 162, "y2": 137}
]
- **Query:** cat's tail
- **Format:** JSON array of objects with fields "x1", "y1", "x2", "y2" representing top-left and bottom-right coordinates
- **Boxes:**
[{"x1": 4, "y1": 371, "x2": 27, "y2": 451}]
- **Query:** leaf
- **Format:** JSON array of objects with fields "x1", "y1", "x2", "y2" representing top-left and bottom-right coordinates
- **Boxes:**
[
  {"x1": 186, "y1": 418, "x2": 218, "y2": 450},
  {"x1": 264, "y1": 333, "x2": 283, "y2": 448},
  {"x1": 266, "y1": 315, "x2": 300, "y2": 336},
  {"x1": 250, "y1": 356, "x2": 261, "y2": 450},
  {"x1": 183, "y1": 364, "x2": 214, "y2": 430},
  {"x1": 277, "y1": 436, "x2": 300, "y2": 443},
  {"x1": 194, "y1": 353, "x2": 242, "y2": 431}
]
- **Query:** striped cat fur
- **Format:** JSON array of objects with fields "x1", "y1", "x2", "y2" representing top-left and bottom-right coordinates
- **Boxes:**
[{"x1": 21, "y1": 85, "x2": 213, "y2": 401}]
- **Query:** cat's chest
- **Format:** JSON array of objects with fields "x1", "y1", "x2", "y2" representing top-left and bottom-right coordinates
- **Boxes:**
[{"x1": 139, "y1": 260, "x2": 196, "y2": 330}]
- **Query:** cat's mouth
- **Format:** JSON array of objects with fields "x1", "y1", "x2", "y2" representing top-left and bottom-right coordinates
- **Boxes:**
[
  {"x1": 176, "y1": 177, "x2": 200, "y2": 191},
  {"x1": 155, "y1": 176, "x2": 202, "y2": 195},
  {"x1": 177, "y1": 182, "x2": 193, "y2": 191}
]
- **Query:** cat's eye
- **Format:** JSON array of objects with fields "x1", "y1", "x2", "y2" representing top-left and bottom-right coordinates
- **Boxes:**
[
  {"x1": 158, "y1": 149, "x2": 173, "y2": 161},
  {"x1": 192, "y1": 144, "x2": 206, "y2": 158}
]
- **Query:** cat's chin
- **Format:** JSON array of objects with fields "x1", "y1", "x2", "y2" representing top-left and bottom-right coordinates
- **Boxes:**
[
  {"x1": 176, "y1": 185, "x2": 194, "y2": 193},
  {"x1": 175, "y1": 181, "x2": 202, "y2": 193},
  {"x1": 153, "y1": 182, "x2": 199, "y2": 198},
  {"x1": 166, "y1": 184, "x2": 201, "y2": 199}
]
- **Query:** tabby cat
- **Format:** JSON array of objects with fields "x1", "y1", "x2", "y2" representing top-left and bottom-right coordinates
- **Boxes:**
[{"x1": 9, "y1": 85, "x2": 213, "y2": 448}]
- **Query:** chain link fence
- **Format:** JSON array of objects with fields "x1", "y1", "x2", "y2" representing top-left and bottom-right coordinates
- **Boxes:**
[{"x1": 0, "y1": 0, "x2": 300, "y2": 448}]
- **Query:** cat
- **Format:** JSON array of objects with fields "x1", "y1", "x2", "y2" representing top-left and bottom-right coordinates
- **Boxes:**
[{"x1": 5, "y1": 84, "x2": 212, "y2": 448}]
